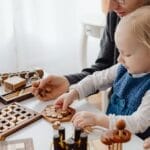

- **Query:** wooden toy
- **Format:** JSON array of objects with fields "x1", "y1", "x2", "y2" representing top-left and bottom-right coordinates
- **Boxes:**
[
  {"x1": 0, "y1": 103, "x2": 41, "y2": 140},
  {"x1": 0, "y1": 86, "x2": 33, "y2": 104},
  {"x1": 52, "y1": 126, "x2": 88, "y2": 150},
  {"x1": 42, "y1": 104, "x2": 75, "y2": 123},
  {"x1": 101, "y1": 120, "x2": 131, "y2": 150},
  {"x1": 0, "y1": 69, "x2": 44, "y2": 104},
  {"x1": 4, "y1": 76, "x2": 26, "y2": 92}
]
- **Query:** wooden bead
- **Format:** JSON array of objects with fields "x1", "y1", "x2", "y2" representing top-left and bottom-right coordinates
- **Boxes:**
[{"x1": 116, "y1": 119, "x2": 126, "y2": 130}]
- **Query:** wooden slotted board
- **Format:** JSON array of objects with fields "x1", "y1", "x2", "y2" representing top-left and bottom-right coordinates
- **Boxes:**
[{"x1": 0, "y1": 102, "x2": 42, "y2": 140}]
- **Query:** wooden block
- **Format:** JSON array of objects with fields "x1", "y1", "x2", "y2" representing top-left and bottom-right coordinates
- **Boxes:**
[{"x1": 4, "y1": 76, "x2": 26, "y2": 91}]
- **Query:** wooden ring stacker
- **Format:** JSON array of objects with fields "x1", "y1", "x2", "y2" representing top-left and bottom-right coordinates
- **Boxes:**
[
  {"x1": 42, "y1": 104, "x2": 76, "y2": 123},
  {"x1": 101, "y1": 119, "x2": 131, "y2": 150},
  {"x1": 112, "y1": 129, "x2": 131, "y2": 143},
  {"x1": 101, "y1": 130, "x2": 114, "y2": 145}
]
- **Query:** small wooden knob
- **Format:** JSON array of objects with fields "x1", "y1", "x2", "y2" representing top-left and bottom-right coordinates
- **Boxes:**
[{"x1": 116, "y1": 119, "x2": 126, "y2": 130}]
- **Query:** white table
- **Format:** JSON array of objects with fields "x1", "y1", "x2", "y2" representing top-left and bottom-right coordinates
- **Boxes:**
[{"x1": 0, "y1": 97, "x2": 144, "y2": 150}]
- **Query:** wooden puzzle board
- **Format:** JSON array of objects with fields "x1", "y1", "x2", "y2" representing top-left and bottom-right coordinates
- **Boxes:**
[
  {"x1": 0, "y1": 103, "x2": 41, "y2": 140},
  {"x1": 42, "y1": 104, "x2": 75, "y2": 123},
  {"x1": 0, "y1": 138, "x2": 34, "y2": 150}
]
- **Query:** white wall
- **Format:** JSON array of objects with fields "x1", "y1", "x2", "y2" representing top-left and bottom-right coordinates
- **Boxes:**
[
  {"x1": 0, "y1": 0, "x2": 17, "y2": 72},
  {"x1": 0, "y1": 0, "x2": 105, "y2": 74}
]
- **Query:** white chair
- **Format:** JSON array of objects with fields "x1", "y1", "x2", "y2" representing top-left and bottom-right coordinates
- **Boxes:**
[
  {"x1": 80, "y1": 14, "x2": 106, "y2": 68},
  {"x1": 80, "y1": 14, "x2": 108, "y2": 111}
]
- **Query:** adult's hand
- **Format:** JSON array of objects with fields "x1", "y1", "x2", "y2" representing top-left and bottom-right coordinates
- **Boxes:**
[{"x1": 31, "y1": 75, "x2": 70, "y2": 101}]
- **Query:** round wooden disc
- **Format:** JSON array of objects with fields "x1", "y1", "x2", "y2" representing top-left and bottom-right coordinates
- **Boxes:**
[{"x1": 42, "y1": 104, "x2": 76, "y2": 123}]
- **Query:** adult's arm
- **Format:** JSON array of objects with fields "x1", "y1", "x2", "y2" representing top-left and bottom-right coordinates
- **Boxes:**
[{"x1": 66, "y1": 12, "x2": 120, "y2": 85}]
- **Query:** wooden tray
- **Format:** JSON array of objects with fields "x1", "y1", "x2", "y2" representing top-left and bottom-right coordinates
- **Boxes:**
[
  {"x1": 0, "y1": 86, "x2": 33, "y2": 104},
  {"x1": 0, "y1": 138, "x2": 34, "y2": 150},
  {"x1": 0, "y1": 103, "x2": 42, "y2": 140},
  {"x1": 42, "y1": 104, "x2": 76, "y2": 123}
]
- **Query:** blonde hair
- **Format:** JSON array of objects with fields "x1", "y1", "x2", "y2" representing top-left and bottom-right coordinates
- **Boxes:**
[{"x1": 120, "y1": 6, "x2": 150, "y2": 49}]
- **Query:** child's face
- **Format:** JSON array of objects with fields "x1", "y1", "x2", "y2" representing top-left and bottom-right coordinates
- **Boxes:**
[{"x1": 115, "y1": 25, "x2": 150, "y2": 74}]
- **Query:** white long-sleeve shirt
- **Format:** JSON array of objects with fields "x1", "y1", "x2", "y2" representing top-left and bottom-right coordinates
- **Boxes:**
[{"x1": 71, "y1": 64, "x2": 150, "y2": 134}]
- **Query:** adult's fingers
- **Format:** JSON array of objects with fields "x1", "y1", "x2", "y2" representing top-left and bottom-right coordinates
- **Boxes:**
[
  {"x1": 39, "y1": 76, "x2": 52, "y2": 89},
  {"x1": 36, "y1": 94, "x2": 51, "y2": 101},
  {"x1": 45, "y1": 86, "x2": 51, "y2": 93},
  {"x1": 32, "y1": 80, "x2": 40, "y2": 87},
  {"x1": 31, "y1": 87, "x2": 39, "y2": 96}
]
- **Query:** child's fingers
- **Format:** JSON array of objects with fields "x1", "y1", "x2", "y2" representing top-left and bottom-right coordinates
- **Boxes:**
[
  {"x1": 72, "y1": 117, "x2": 82, "y2": 125},
  {"x1": 144, "y1": 137, "x2": 150, "y2": 149},
  {"x1": 71, "y1": 112, "x2": 81, "y2": 122},
  {"x1": 72, "y1": 118, "x2": 80, "y2": 127},
  {"x1": 62, "y1": 100, "x2": 71, "y2": 110},
  {"x1": 54, "y1": 97, "x2": 63, "y2": 106},
  {"x1": 77, "y1": 121, "x2": 85, "y2": 128}
]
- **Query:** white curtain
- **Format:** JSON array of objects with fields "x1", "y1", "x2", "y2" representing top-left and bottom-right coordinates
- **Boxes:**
[{"x1": 0, "y1": 0, "x2": 104, "y2": 74}]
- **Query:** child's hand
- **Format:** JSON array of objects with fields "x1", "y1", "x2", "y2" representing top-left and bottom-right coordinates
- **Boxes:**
[
  {"x1": 71, "y1": 111, "x2": 99, "y2": 128},
  {"x1": 54, "y1": 89, "x2": 79, "y2": 110},
  {"x1": 144, "y1": 137, "x2": 150, "y2": 149}
]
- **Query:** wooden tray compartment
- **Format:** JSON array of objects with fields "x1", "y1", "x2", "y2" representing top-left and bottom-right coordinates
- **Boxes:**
[{"x1": 0, "y1": 86, "x2": 33, "y2": 104}]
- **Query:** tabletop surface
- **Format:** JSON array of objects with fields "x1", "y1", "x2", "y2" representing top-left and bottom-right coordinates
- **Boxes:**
[{"x1": 0, "y1": 97, "x2": 144, "y2": 150}]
